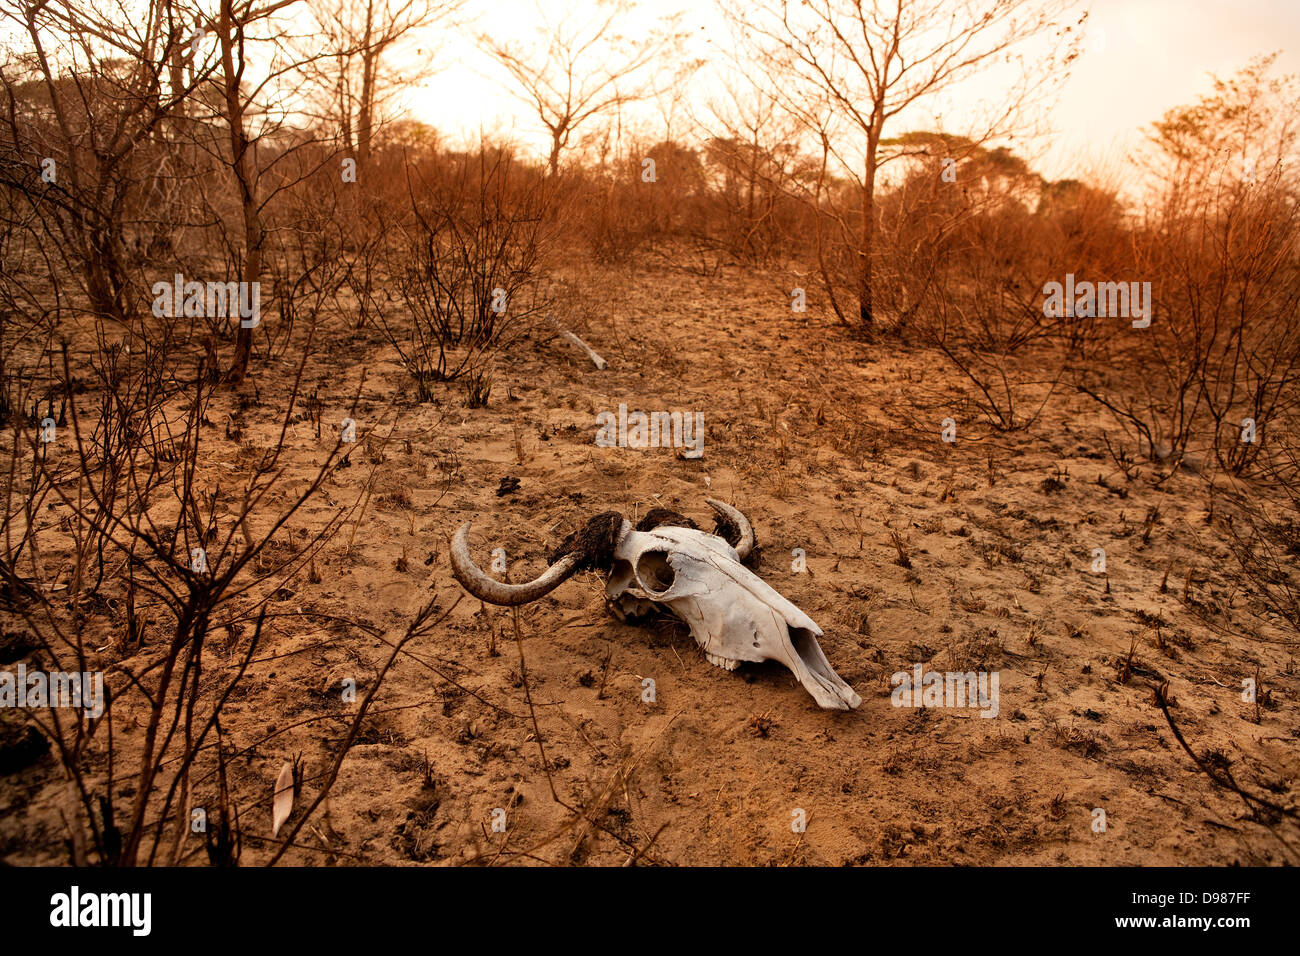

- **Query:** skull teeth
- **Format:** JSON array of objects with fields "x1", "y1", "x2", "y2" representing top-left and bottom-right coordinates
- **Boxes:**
[{"x1": 705, "y1": 652, "x2": 740, "y2": 671}]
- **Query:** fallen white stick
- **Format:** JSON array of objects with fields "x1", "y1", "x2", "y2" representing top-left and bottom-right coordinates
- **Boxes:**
[{"x1": 550, "y1": 318, "x2": 607, "y2": 369}]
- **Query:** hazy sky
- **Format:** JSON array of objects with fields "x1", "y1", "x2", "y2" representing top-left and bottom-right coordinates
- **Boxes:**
[{"x1": 405, "y1": 0, "x2": 1299, "y2": 181}]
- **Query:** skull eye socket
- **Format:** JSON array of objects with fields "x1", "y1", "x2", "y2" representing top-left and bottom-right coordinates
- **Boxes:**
[{"x1": 634, "y1": 550, "x2": 676, "y2": 593}]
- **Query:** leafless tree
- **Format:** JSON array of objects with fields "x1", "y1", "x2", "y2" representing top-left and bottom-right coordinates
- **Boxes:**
[
  {"x1": 0, "y1": 0, "x2": 205, "y2": 326},
  {"x1": 480, "y1": 0, "x2": 684, "y2": 177},
  {"x1": 303, "y1": 0, "x2": 465, "y2": 168},
  {"x1": 722, "y1": 0, "x2": 1079, "y2": 326},
  {"x1": 1075, "y1": 55, "x2": 1300, "y2": 476},
  {"x1": 698, "y1": 76, "x2": 809, "y2": 264},
  {"x1": 184, "y1": 0, "x2": 351, "y2": 382}
]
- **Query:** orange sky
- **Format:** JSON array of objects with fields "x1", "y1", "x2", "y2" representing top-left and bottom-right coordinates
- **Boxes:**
[{"x1": 403, "y1": 0, "x2": 1299, "y2": 181}]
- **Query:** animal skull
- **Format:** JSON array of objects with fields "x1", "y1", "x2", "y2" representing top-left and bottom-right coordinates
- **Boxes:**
[{"x1": 450, "y1": 499, "x2": 861, "y2": 710}]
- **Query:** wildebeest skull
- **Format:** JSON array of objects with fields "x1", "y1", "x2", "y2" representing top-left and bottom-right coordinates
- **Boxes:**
[{"x1": 450, "y1": 499, "x2": 861, "y2": 710}]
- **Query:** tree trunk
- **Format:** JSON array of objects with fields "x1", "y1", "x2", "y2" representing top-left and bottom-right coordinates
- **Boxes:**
[
  {"x1": 338, "y1": 58, "x2": 354, "y2": 155},
  {"x1": 859, "y1": 133, "x2": 879, "y2": 326},
  {"x1": 744, "y1": 141, "x2": 756, "y2": 260},
  {"x1": 219, "y1": 0, "x2": 260, "y2": 383},
  {"x1": 814, "y1": 129, "x2": 848, "y2": 325},
  {"x1": 358, "y1": 49, "x2": 377, "y2": 167},
  {"x1": 167, "y1": 1, "x2": 186, "y2": 124},
  {"x1": 547, "y1": 129, "x2": 563, "y2": 177},
  {"x1": 357, "y1": 1, "x2": 376, "y2": 167},
  {"x1": 229, "y1": 197, "x2": 261, "y2": 383}
]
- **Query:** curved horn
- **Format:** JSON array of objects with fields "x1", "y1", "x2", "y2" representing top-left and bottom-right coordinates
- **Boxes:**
[
  {"x1": 451, "y1": 523, "x2": 582, "y2": 606},
  {"x1": 705, "y1": 498, "x2": 755, "y2": 560}
]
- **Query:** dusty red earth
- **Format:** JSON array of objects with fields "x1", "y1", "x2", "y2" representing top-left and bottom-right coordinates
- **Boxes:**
[{"x1": 3, "y1": 257, "x2": 1297, "y2": 865}]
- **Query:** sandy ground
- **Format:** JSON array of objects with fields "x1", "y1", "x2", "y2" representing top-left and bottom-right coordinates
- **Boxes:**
[{"x1": 2, "y1": 258, "x2": 1297, "y2": 865}]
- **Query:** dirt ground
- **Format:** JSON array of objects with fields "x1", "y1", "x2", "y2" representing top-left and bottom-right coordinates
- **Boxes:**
[{"x1": 3, "y1": 258, "x2": 1297, "y2": 866}]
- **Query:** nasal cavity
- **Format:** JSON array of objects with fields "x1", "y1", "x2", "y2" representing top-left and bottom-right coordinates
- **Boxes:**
[
  {"x1": 789, "y1": 627, "x2": 821, "y2": 667},
  {"x1": 635, "y1": 550, "x2": 676, "y2": 593}
]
